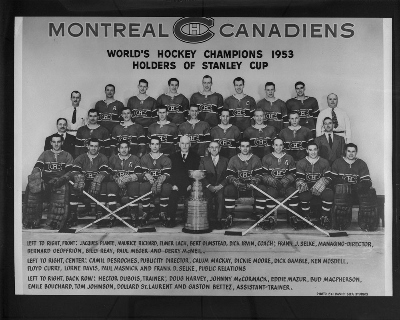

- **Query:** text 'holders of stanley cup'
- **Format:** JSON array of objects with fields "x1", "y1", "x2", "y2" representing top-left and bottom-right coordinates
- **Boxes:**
[{"x1": 182, "y1": 170, "x2": 212, "y2": 234}]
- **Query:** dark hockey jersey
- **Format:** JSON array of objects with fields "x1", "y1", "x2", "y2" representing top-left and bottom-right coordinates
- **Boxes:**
[
  {"x1": 261, "y1": 153, "x2": 296, "y2": 180},
  {"x1": 178, "y1": 120, "x2": 211, "y2": 157},
  {"x1": 331, "y1": 157, "x2": 371, "y2": 185},
  {"x1": 210, "y1": 124, "x2": 241, "y2": 159},
  {"x1": 296, "y1": 157, "x2": 332, "y2": 187},
  {"x1": 256, "y1": 98, "x2": 288, "y2": 131},
  {"x1": 243, "y1": 125, "x2": 277, "y2": 160},
  {"x1": 34, "y1": 150, "x2": 73, "y2": 180},
  {"x1": 190, "y1": 92, "x2": 223, "y2": 128},
  {"x1": 110, "y1": 123, "x2": 146, "y2": 157},
  {"x1": 157, "y1": 93, "x2": 189, "y2": 126},
  {"x1": 147, "y1": 121, "x2": 178, "y2": 156},
  {"x1": 278, "y1": 126, "x2": 313, "y2": 162},
  {"x1": 224, "y1": 95, "x2": 256, "y2": 133},
  {"x1": 75, "y1": 125, "x2": 110, "y2": 157},
  {"x1": 108, "y1": 154, "x2": 142, "y2": 178},
  {"x1": 226, "y1": 154, "x2": 263, "y2": 183},
  {"x1": 140, "y1": 153, "x2": 171, "y2": 179},
  {"x1": 94, "y1": 100, "x2": 124, "y2": 134},
  {"x1": 286, "y1": 96, "x2": 319, "y2": 133},
  {"x1": 71, "y1": 153, "x2": 110, "y2": 181},
  {"x1": 127, "y1": 96, "x2": 157, "y2": 130}
]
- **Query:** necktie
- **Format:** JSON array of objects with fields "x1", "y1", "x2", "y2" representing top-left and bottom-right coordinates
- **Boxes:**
[
  {"x1": 328, "y1": 134, "x2": 333, "y2": 148},
  {"x1": 213, "y1": 157, "x2": 217, "y2": 166},
  {"x1": 332, "y1": 108, "x2": 338, "y2": 129},
  {"x1": 72, "y1": 107, "x2": 77, "y2": 124},
  {"x1": 182, "y1": 154, "x2": 186, "y2": 161}
]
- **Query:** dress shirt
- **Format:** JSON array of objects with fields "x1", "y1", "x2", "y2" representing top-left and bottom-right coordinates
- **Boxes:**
[
  {"x1": 212, "y1": 155, "x2": 219, "y2": 166},
  {"x1": 316, "y1": 107, "x2": 351, "y2": 143},
  {"x1": 59, "y1": 106, "x2": 88, "y2": 136}
]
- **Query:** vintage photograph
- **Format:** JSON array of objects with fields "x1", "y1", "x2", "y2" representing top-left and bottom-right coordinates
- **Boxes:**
[{"x1": 14, "y1": 17, "x2": 392, "y2": 295}]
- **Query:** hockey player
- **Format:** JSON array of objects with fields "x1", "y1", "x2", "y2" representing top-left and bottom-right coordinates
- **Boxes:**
[
  {"x1": 331, "y1": 143, "x2": 378, "y2": 231},
  {"x1": 256, "y1": 82, "x2": 288, "y2": 131},
  {"x1": 296, "y1": 141, "x2": 334, "y2": 229},
  {"x1": 107, "y1": 141, "x2": 142, "y2": 227},
  {"x1": 110, "y1": 107, "x2": 146, "y2": 157},
  {"x1": 243, "y1": 108, "x2": 277, "y2": 160},
  {"x1": 140, "y1": 137, "x2": 173, "y2": 227},
  {"x1": 261, "y1": 137, "x2": 299, "y2": 228},
  {"x1": 210, "y1": 109, "x2": 241, "y2": 160},
  {"x1": 223, "y1": 77, "x2": 256, "y2": 133},
  {"x1": 178, "y1": 104, "x2": 211, "y2": 157},
  {"x1": 147, "y1": 106, "x2": 178, "y2": 156},
  {"x1": 224, "y1": 138, "x2": 266, "y2": 229},
  {"x1": 69, "y1": 138, "x2": 110, "y2": 228},
  {"x1": 95, "y1": 84, "x2": 125, "y2": 134},
  {"x1": 127, "y1": 79, "x2": 157, "y2": 136},
  {"x1": 23, "y1": 134, "x2": 73, "y2": 229},
  {"x1": 157, "y1": 78, "x2": 189, "y2": 126},
  {"x1": 59, "y1": 91, "x2": 88, "y2": 136},
  {"x1": 189, "y1": 75, "x2": 224, "y2": 128},
  {"x1": 279, "y1": 111, "x2": 313, "y2": 162},
  {"x1": 286, "y1": 81, "x2": 320, "y2": 137},
  {"x1": 75, "y1": 109, "x2": 110, "y2": 157}
]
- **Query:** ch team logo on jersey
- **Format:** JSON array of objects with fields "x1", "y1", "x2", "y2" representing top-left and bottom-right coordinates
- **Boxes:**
[
  {"x1": 298, "y1": 109, "x2": 310, "y2": 118},
  {"x1": 306, "y1": 173, "x2": 321, "y2": 182},
  {"x1": 271, "y1": 169, "x2": 286, "y2": 178},
  {"x1": 342, "y1": 174, "x2": 358, "y2": 184},
  {"x1": 84, "y1": 171, "x2": 98, "y2": 180},
  {"x1": 118, "y1": 135, "x2": 133, "y2": 143},
  {"x1": 45, "y1": 162, "x2": 64, "y2": 172},
  {"x1": 173, "y1": 17, "x2": 215, "y2": 44},
  {"x1": 289, "y1": 141, "x2": 303, "y2": 150},
  {"x1": 238, "y1": 170, "x2": 253, "y2": 180},
  {"x1": 218, "y1": 139, "x2": 232, "y2": 147},
  {"x1": 148, "y1": 169, "x2": 161, "y2": 177},
  {"x1": 265, "y1": 112, "x2": 279, "y2": 121},
  {"x1": 232, "y1": 108, "x2": 247, "y2": 117},
  {"x1": 167, "y1": 104, "x2": 182, "y2": 113},
  {"x1": 187, "y1": 134, "x2": 200, "y2": 143},
  {"x1": 134, "y1": 109, "x2": 150, "y2": 117},
  {"x1": 199, "y1": 104, "x2": 214, "y2": 113},
  {"x1": 99, "y1": 113, "x2": 112, "y2": 121},
  {"x1": 253, "y1": 138, "x2": 269, "y2": 147},
  {"x1": 156, "y1": 135, "x2": 168, "y2": 143}
]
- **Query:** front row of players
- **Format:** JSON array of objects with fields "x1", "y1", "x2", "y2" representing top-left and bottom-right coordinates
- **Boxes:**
[{"x1": 23, "y1": 134, "x2": 379, "y2": 232}]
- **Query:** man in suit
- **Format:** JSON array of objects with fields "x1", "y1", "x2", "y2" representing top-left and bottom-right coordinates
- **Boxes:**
[
  {"x1": 44, "y1": 118, "x2": 76, "y2": 157},
  {"x1": 167, "y1": 135, "x2": 201, "y2": 227},
  {"x1": 199, "y1": 141, "x2": 229, "y2": 229},
  {"x1": 314, "y1": 117, "x2": 345, "y2": 165}
]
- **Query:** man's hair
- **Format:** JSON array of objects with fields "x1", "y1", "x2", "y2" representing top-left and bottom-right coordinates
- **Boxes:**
[
  {"x1": 306, "y1": 140, "x2": 318, "y2": 149},
  {"x1": 56, "y1": 118, "x2": 68, "y2": 125},
  {"x1": 138, "y1": 79, "x2": 148, "y2": 86},
  {"x1": 323, "y1": 117, "x2": 332, "y2": 124},
  {"x1": 239, "y1": 138, "x2": 251, "y2": 146},
  {"x1": 295, "y1": 81, "x2": 305, "y2": 88},
  {"x1": 189, "y1": 104, "x2": 199, "y2": 110},
  {"x1": 88, "y1": 108, "x2": 99, "y2": 116},
  {"x1": 208, "y1": 141, "x2": 220, "y2": 148},
  {"x1": 265, "y1": 82, "x2": 276, "y2": 89},
  {"x1": 121, "y1": 107, "x2": 132, "y2": 114},
  {"x1": 157, "y1": 105, "x2": 168, "y2": 112},
  {"x1": 87, "y1": 138, "x2": 100, "y2": 145},
  {"x1": 149, "y1": 136, "x2": 161, "y2": 144},
  {"x1": 219, "y1": 109, "x2": 230, "y2": 116},
  {"x1": 272, "y1": 137, "x2": 284, "y2": 145},
  {"x1": 117, "y1": 141, "x2": 130, "y2": 149},
  {"x1": 70, "y1": 91, "x2": 81, "y2": 98},
  {"x1": 168, "y1": 78, "x2": 179, "y2": 86},
  {"x1": 105, "y1": 84, "x2": 115, "y2": 91},
  {"x1": 327, "y1": 93, "x2": 338, "y2": 101},
  {"x1": 345, "y1": 143, "x2": 358, "y2": 152},
  {"x1": 179, "y1": 135, "x2": 191, "y2": 143},
  {"x1": 253, "y1": 108, "x2": 265, "y2": 115},
  {"x1": 50, "y1": 133, "x2": 64, "y2": 142},
  {"x1": 203, "y1": 75, "x2": 212, "y2": 82},
  {"x1": 233, "y1": 77, "x2": 245, "y2": 85},
  {"x1": 288, "y1": 111, "x2": 300, "y2": 117}
]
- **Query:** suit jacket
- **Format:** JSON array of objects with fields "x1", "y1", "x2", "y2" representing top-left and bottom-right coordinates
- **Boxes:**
[
  {"x1": 314, "y1": 133, "x2": 345, "y2": 165},
  {"x1": 44, "y1": 133, "x2": 76, "y2": 158},
  {"x1": 169, "y1": 150, "x2": 201, "y2": 189},
  {"x1": 199, "y1": 155, "x2": 228, "y2": 187}
]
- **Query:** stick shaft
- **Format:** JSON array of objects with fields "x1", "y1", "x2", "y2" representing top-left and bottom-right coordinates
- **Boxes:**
[{"x1": 250, "y1": 184, "x2": 330, "y2": 236}]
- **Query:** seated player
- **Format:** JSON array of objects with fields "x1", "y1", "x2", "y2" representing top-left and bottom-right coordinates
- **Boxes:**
[
  {"x1": 75, "y1": 109, "x2": 110, "y2": 157},
  {"x1": 279, "y1": 111, "x2": 313, "y2": 162},
  {"x1": 261, "y1": 137, "x2": 299, "y2": 229},
  {"x1": 224, "y1": 138, "x2": 266, "y2": 229},
  {"x1": 110, "y1": 107, "x2": 146, "y2": 157},
  {"x1": 148, "y1": 105, "x2": 178, "y2": 156},
  {"x1": 23, "y1": 134, "x2": 73, "y2": 229},
  {"x1": 243, "y1": 108, "x2": 277, "y2": 160},
  {"x1": 107, "y1": 141, "x2": 141, "y2": 227},
  {"x1": 68, "y1": 138, "x2": 110, "y2": 228},
  {"x1": 140, "y1": 137, "x2": 173, "y2": 227},
  {"x1": 296, "y1": 141, "x2": 333, "y2": 229},
  {"x1": 210, "y1": 109, "x2": 241, "y2": 159},
  {"x1": 178, "y1": 104, "x2": 211, "y2": 157},
  {"x1": 199, "y1": 141, "x2": 229, "y2": 230},
  {"x1": 331, "y1": 143, "x2": 378, "y2": 231}
]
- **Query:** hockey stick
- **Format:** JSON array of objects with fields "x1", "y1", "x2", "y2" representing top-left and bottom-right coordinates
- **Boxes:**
[
  {"x1": 60, "y1": 182, "x2": 154, "y2": 233},
  {"x1": 225, "y1": 189, "x2": 299, "y2": 236},
  {"x1": 250, "y1": 184, "x2": 348, "y2": 237}
]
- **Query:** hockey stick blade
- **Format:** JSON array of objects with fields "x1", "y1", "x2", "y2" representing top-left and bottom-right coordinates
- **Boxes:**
[
  {"x1": 58, "y1": 228, "x2": 77, "y2": 233},
  {"x1": 328, "y1": 231, "x2": 348, "y2": 237},
  {"x1": 224, "y1": 230, "x2": 244, "y2": 236},
  {"x1": 137, "y1": 227, "x2": 157, "y2": 233}
]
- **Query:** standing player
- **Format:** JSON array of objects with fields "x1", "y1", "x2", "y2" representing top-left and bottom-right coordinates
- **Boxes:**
[
  {"x1": 157, "y1": 78, "x2": 189, "y2": 126},
  {"x1": 243, "y1": 108, "x2": 277, "y2": 159},
  {"x1": 95, "y1": 84, "x2": 125, "y2": 134},
  {"x1": 75, "y1": 109, "x2": 110, "y2": 157},
  {"x1": 261, "y1": 137, "x2": 299, "y2": 229},
  {"x1": 279, "y1": 111, "x2": 313, "y2": 162},
  {"x1": 223, "y1": 77, "x2": 256, "y2": 133},
  {"x1": 331, "y1": 143, "x2": 378, "y2": 231},
  {"x1": 224, "y1": 138, "x2": 266, "y2": 229},
  {"x1": 256, "y1": 82, "x2": 288, "y2": 131},
  {"x1": 190, "y1": 75, "x2": 224, "y2": 128},
  {"x1": 110, "y1": 107, "x2": 146, "y2": 157},
  {"x1": 69, "y1": 138, "x2": 110, "y2": 227},
  {"x1": 140, "y1": 137, "x2": 173, "y2": 227},
  {"x1": 210, "y1": 109, "x2": 241, "y2": 160},
  {"x1": 178, "y1": 104, "x2": 211, "y2": 157},
  {"x1": 23, "y1": 134, "x2": 73, "y2": 229},
  {"x1": 107, "y1": 141, "x2": 142, "y2": 227},
  {"x1": 286, "y1": 81, "x2": 319, "y2": 137},
  {"x1": 127, "y1": 79, "x2": 157, "y2": 136},
  {"x1": 59, "y1": 91, "x2": 88, "y2": 136},
  {"x1": 147, "y1": 106, "x2": 178, "y2": 156},
  {"x1": 296, "y1": 141, "x2": 333, "y2": 229}
]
